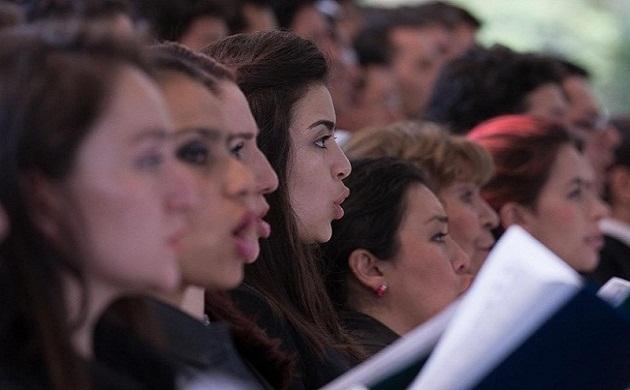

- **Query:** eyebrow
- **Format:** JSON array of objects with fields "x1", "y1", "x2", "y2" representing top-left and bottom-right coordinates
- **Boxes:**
[
  {"x1": 173, "y1": 127, "x2": 222, "y2": 142},
  {"x1": 425, "y1": 215, "x2": 449, "y2": 224},
  {"x1": 568, "y1": 177, "x2": 592, "y2": 188},
  {"x1": 227, "y1": 132, "x2": 255, "y2": 141},
  {"x1": 307, "y1": 119, "x2": 336, "y2": 132},
  {"x1": 131, "y1": 128, "x2": 168, "y2": 142}
]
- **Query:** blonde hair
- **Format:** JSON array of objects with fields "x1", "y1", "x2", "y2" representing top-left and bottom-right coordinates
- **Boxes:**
[{"x1": 344, "y1": 121, "x2": 494, "y2": 192}]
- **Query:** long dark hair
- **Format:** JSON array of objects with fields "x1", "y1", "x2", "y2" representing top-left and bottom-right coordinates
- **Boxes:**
[
  {"x1": 204, "y1": 30, "x2": 362, "y2": 360},
  {"x1": 0, "y1": 21, "x2": 148, "y2": 390}
]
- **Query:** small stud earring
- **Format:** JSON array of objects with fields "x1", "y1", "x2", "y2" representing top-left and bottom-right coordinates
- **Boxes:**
[{"x1": 374, "y1": 283, "x2": 388, "y2": 297}]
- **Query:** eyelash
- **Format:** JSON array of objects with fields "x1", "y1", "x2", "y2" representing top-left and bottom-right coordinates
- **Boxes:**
[
  {"x1": 230, "y1": 141, "x2": 245, "y2": 159},
  {"x1": 134, "y1": 153, "x2": 164, "y2": 170},
  {"x1": 432, "y1": 231, "x2": 448, "y2": 243},
  {"x1": 568, "y1": 187, "x2": 583, "y2": 200},
  {"x1": 176, "y1": 140, "x2": 210, "y2": 166},
  {"x1": 315, "y1": 135, "x2": 334, "y2": 149}
]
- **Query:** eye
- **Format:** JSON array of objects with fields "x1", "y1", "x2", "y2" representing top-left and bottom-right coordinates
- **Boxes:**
[
  {"x1": 431, "y1": 230, "x2": 448, "y2": 244},
  {"x1": 460, "y1": 189, "x2": 474, "y2": 204},
  {"x1": 229, "y1": 140, "x2": 245, "y2": 159},
  {"x1": 176, "y1": 140, "x2": 210, "y2": 166},
  {"x1": 134, "y1": 152, "x2": 163, "y2": 170},
  {"x1": 314, "y1": 135, "x2": 332, "y2": 149},
  {"x1": 567, "y1": 187, "x2": 583, "y2": 200}
]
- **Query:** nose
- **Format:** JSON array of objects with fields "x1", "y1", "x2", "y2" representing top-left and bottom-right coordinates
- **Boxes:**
[
  {"x1": 253, "y1": 149, "x2": 278, "y2": 195},
  {"x1": 225, "y1": 158, "x2": 256, "y2": 207},
  {"x1": 163, "y1": 160, "x2": 202, "y2": 213},
  {"x1": 448, "y1": 236, "x2": 472, "y2": 275},
  {"x1": 479, "y1": 197, "x2": 499, "y2": 229},
  {"x1": 332, "y1": 141, "x2": 352, "y2": 180}
]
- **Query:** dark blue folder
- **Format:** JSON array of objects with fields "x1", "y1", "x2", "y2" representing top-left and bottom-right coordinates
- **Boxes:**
[{"x1": 473, "y1": 287, "x2": 630, "y2": 390}]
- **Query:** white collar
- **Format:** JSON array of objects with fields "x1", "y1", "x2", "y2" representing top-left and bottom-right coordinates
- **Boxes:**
[{"x1": 600, "y1": 218, "x2": 630, "y2": 247}]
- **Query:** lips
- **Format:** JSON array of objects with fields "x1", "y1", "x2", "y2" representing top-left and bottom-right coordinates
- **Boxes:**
[
  {"x1": 255, "y1": 202, "x2": 271, "y2": 239},
  {"x1": 232, "y1": 212, "x2": 259, "y2": 262},
  {"x1": 584, "y1": 234, "x2": 604, "y2": 251},
  {"x1": 333, "y1": 187, "x2": 351, "y2": 220}
]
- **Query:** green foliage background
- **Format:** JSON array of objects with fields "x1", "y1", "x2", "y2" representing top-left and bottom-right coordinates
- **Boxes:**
[{"x1": 361, "y1": 0, "x2": 630, "y2": 115}]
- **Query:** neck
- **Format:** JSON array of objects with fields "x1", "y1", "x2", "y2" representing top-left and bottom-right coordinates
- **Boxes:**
[
  {"x1": 65, "y1": 275, "x2": 119, "y2": 358},
  {"x1": 351, "y1": 294, "x2": 412, "y2": 337},
  {"x1": 160, "y1": 285, "x2": 206, "y2": 322}
]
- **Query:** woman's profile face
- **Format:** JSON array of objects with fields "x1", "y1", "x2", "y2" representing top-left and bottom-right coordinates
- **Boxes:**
[
  {"x1": 518, "y1": 144, "x2": 609, "y2": 271},
  {"x1": 439, "y1": 180, "x2": 499, "y2": 274},
  {"x1": 216, "y1": 82, "x2": 278, "y2": 242},
  {"x1": 287, "y1": 83, "x2": 352, "y2": 243},
  {"x1": 382, "y1": 184, "x2": 472, "y2": 329},
  {"x1": 56, "y1": 66, "x2": 198, "y2": 293},
  {"x1": 160, "y1": 73, "x2": 258, "y2": 291}
]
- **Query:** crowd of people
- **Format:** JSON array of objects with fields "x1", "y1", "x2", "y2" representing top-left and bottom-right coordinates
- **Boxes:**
[{"x1": 0, "y1": 0, "x2": 628, "y2": 389}]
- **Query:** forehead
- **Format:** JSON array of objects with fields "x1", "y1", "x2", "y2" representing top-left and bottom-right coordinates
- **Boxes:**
[
  {"x1": 546, "y1": 144, "x2": 595, "y2": 187},
  {"x1": 94, "y1": 66, "x2": 171, "y2": 140},
  {"x1": 404, "y1": 184, "x2": 445, "y2": 221},
  {"x1": 290, "y1": 84, "x2": 335, "y2": 131},
  {"x1": 216, "y1": 82, "x2": 259, "y2": 136},
  {"x1": 563, "y1": 76, "x2": 599, "y2": 115},
  {"x1": 159, "y1": 73, "x2": 223, "y2": 130}
]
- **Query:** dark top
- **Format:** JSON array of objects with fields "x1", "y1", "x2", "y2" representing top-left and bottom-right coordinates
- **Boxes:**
[
  {"x1": 147, "y1": 299, "x2": 270, "y2": 390},
  {"x1": 586, "y1": 235, "x2": 630, "y2": 285},
  {"x1": 94, "y1": 316, "x2": 178, "y2": 390},
  {"x1": 231, "y1": 285, "x2": 351, "y2": 389},
  {"x1": 339, "y1": 310, "x2": 400, "y2": 363}
]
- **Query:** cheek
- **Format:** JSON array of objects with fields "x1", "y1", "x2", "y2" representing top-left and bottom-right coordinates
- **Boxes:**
[{"x1": 445, "y1": 205, "x2": 478, "y2": 252}]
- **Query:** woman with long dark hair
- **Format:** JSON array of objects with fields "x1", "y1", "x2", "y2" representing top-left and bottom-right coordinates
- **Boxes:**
[
  {"x1": 204, "y1": 31, "x2": 361, "y2": 388},
  {"x1": 0, "y1": 22, "x2": 197, "y2": 389}
]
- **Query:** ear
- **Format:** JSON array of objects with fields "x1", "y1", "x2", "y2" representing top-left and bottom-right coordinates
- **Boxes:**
[
  {"x1": 499, "y1": 201, "x2": 533, "y2": 229},
  {"x1": 347, "y1": 248, "x2": 386, "y2": 293},
  {"x1": 21, "y1": 172, "x2": 68, "y2": 245}
]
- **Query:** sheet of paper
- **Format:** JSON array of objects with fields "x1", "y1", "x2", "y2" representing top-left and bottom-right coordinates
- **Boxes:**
[
  {"x1": 409, "y1": 225, "x2": 583, "y2": 390},
  {"x1": 321, "y1": 300, "x2": 459, "y2": 390},
  {"x1": 597, "y1": 277, "x2": 630, "y2": 307}
]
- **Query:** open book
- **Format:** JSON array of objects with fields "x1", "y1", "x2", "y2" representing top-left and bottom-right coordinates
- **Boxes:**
[{"x1": 322, "y1": 226, "x2": 630, "y2": 390}]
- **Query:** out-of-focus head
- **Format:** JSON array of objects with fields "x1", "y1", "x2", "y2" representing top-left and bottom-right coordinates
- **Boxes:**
[
  {"x1": 322, "y1": 157, "x2": 471, "y2": 335},
  {"x1": 148, "y1": 43, "x2": 270, "y2": 291},
  {"x1": 205, "y1": 30, "x2": 351, "y2": 244},
  {"x1": 605, "y1": 117, "x2": 630, "y2": 216},
  {"x1": 137, "y1": 0, "x2": 231, "y2": 50},
  {"x1": 0, "y1": 21, "x2": 194, "y2": 295},
  {"x1": 345, "y1": 121, "x2": 498, "y2": 273},
  {"x1": 426, "y1": 45, "x2": 569, "y2": 135},
  {"x1": 227, "y1": 0, "x2": 277, "y2": 34},
  {"x1": 0, "y1": 1, "x2": 24, "y2": 29},
  {"x1": 469, "y1": 115, "x2": 609, "y2": 272},
  {"x1": 410, "y1": 1, "x2": 482, "y2": 59},
  {"x1": 558, "y1": 59, "x2": 621, "y2": 194},
  {"x1": 25, "y1": 0, "x2": 137, "y2": 38}
]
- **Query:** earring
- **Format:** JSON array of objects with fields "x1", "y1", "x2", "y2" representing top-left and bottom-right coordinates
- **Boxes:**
[{"x1": 374, "y1": 283, "x2": 388, "y2": 297}]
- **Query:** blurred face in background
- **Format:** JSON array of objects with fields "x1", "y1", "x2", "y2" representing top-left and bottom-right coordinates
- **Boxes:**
[
  {"x1": 160, "y1": 73, "x2": 258, "y2": 290},
  {"x1": 563, "y1": 75, "x2": 620, "y2": 194},
  {"x1": 517, "y1": 144, "x2": 609, "y2": 272},
  {"x1": 439, "y1": 180, "x2": 499, "y2": 274},
  {"x1": 50, "y1": 66, "x2": 195, "y2": 294}
]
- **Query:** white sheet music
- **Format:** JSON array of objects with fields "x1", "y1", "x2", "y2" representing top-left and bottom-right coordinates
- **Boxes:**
[{"x1": 409, "y1": 225, "x2": 583, "y2": 390}]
